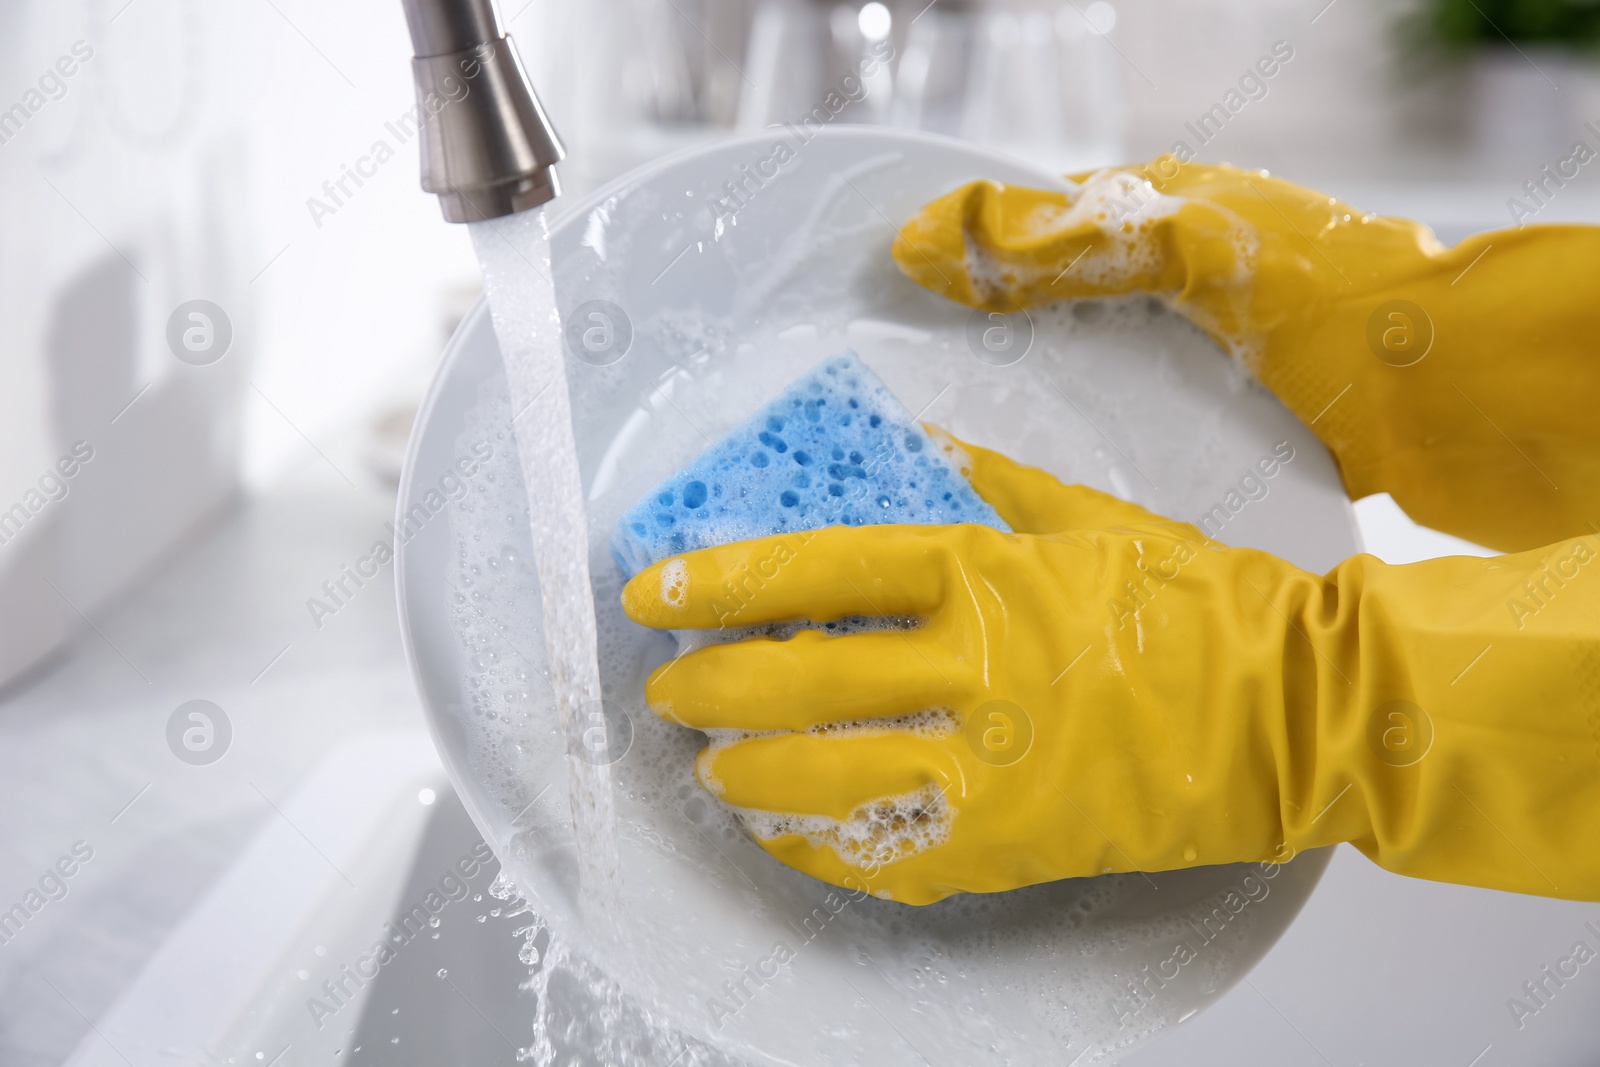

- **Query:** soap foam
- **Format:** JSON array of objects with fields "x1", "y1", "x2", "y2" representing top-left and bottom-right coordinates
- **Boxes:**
[
  {"x1": 658, "y1": 557, "x2": 689, "y2": 608},
  {"x1": 737, "y1": 781, "x2": 954, "y2": 880},
  {"x1": 711, "y1": 709, "x2": 961, "y2": 890},
  {"x1": 963, "y1": 169, "x2": 1186, "y2": 305}
]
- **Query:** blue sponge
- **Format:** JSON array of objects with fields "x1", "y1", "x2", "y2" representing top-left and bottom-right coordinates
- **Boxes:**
[{"x1": 610, "y1": 352, "x2": 1009, "y2": 577}]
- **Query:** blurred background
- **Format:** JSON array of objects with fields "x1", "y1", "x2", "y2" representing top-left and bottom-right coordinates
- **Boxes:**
[
  {"x1": 4, "y1": 1, "x2": 1600, "y2": 1064},
  {"x1": 8, "y1": 0, "x2": 1598, "y2": 681}
]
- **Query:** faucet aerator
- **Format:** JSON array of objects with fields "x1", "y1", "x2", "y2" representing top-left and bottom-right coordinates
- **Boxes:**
[{"x1": 401, "y1": 0, "x2": 564, "y2": 222}]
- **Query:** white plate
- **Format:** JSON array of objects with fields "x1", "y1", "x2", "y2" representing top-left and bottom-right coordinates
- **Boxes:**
[{"x1": 397, "y1": 127, "x2": 1353, "y2": 1065}]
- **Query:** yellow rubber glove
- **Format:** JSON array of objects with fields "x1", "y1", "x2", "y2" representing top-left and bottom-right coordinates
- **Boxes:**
[
  {"x1": 623, "y1": 440, "x2": 1600, "y2": 905},
  {"x1": 892, "y1": 160, "x2": 1600, "y2": 554}
]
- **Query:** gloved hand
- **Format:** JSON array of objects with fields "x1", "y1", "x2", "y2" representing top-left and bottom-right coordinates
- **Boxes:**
[
  {"x1": 892, "y1": 159, "x2": 1600, "y2": 554},
  {"x1": 623, "y1": 439, "x2": 1600, "y2": 904}
]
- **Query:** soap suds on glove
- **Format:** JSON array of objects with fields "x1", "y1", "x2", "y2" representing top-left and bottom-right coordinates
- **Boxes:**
[
  {"x1": 737, "y1": 782, "x2": 954, "y2": 887},
  {"x1": 658, "y1": 557, "x2": 689, "y2": 609},
  {"x1": 965, "y1": 170, "x2": 1189, "y2": 301}
]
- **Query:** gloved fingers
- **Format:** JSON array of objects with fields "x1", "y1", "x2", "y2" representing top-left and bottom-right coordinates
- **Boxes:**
[
  {"x1": 697, "y1": 731, "x2": 954, "y2": 820},
  {"x1": 749, "y1": 834, "x2": 961, "y2": 906},
  {"x1": 930, "y1": 428, "x2": 1163, "y2": 533},
  {"x1": 620, "y1": 525, "x2": 954, "y2": 629},
  {"x1": 889, "y1": 160, "x2": 1248, "y2": 315},
  {"x1": 893, "y1": 180, "x2": 1133, "y2": 312},
  {"x1": 645, "y1": 628, "x2": 968, "y2": 731},
  {"x1": 893, "y1": 158, "x2": 1403, "y2": 347}
]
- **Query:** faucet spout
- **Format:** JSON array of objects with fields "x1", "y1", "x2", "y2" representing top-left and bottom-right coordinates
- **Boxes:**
[{"x1": 401, "y1": 0, "x2": 564, "y2": 222}]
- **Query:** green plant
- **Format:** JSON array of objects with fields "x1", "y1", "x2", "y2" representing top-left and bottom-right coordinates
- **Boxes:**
[{"x1": 1417, "y1": 0, "x2": 1600, "y2": 47}]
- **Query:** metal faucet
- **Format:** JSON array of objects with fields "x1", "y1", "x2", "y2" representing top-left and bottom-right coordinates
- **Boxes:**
[{"x1": 401, "y1": 0, "x2": 564, "y2": 222}]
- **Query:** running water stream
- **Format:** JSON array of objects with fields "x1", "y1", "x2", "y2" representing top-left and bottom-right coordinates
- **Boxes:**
[{"x1": 468, "y1": 207, "x2": 621, "y2": 912}]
